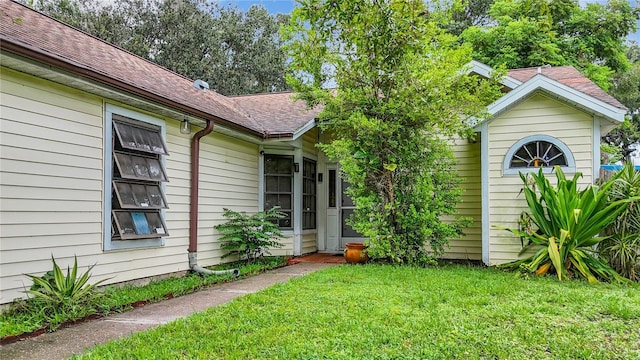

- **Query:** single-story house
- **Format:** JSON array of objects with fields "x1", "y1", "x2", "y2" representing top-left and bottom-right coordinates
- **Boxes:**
[{"x1": 0, "y1": 0, "x2": 627, "y2": 304}]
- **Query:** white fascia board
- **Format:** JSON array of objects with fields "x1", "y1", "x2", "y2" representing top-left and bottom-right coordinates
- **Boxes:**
[
  {"x1": 466, "y1": 60, "x2": 522, "y2": 89},
  {"x1": 291, "y1": 118, "x2": 319, "y2": 140},
  {"x1": 482, "y1": 75, "x2": 626, "y2": 127}
]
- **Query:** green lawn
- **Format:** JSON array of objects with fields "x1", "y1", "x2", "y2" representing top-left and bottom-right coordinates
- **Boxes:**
[
  {"x1": 0, "y1": 257, "x2": 288, "y2": 338},
  {"x1": 76, "y1": 264, "x2": 640, "y2": 359}
]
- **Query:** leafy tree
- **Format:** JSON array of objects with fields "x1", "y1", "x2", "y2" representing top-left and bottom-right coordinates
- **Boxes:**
[
  {"x1": 606, "y1": 43, "x2": 640, "y2": 156},
  {"x1": 446, "y1": 0, "x2": 495, "y2": 36},
  {"x1": 461, "y1": 0, "x2": 640, "y2": 90},
  {"x1": 283, "y1": 0, "x2": 503, "y2": 265},
  {"x1": 26, "y1": 0, "x2": 290, "y2": 95}
]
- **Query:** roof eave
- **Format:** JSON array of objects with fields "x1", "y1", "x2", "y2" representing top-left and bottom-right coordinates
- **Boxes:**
[
  {"x1": 0, "y1": 37, "x2": 265, "y2": 139},
  {"x1": 467, "y1": 60, "x2": 522, "y2": 89},
  {"x1": 474, "y1": 75, "x2": 626, "y2": 131}
]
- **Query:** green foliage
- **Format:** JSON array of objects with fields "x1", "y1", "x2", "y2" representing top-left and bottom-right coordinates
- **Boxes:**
[
  {"x1": 607, "y1": 43, "x2": 640, "y2": 153},
  {"x1": 1, "y1": 257, "x2": 288, "y2": 338},
  {"x1": 283, "y1": 0, "x2": 503, "y2": 265},
  {"x1": 214, "y1": 208, "x2": 285, "y2": 263},
  {"x1": 599, "y1": 163, "x2": 640, "y2": 281},
  {"x1": 497, "y1": 167, "x2": 636, "y2": 283},
  {"x1": 445, "y1": 0, "x2": 495, "y2": 36},
  {"x1": 461, "y1": 0, "x2": 640, "y2": 89},
  {"x1": 27, "y1": 0, "x2": 290, "y2": 95},
  {"x1": 19, "y1": 255, "x2": 108, "y2": 330},
  {"x1": 601, "y1": 142, "x2": 624, "y2": 164},
  {"x1": 74, "y1": 265, "x2": 640, "y2": 359}
]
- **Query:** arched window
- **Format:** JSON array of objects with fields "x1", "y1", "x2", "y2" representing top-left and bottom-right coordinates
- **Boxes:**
[{"x1": 503, "y1": 135, "x2": 575, "y2": 175}]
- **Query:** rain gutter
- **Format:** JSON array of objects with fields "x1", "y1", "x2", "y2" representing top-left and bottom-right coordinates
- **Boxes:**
[{"x1": 188, "y1": 120, "x2": 239, "y2": 277}]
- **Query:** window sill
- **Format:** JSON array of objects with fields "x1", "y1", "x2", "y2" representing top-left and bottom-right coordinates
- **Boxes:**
[{"x1": 104, "y1": 237, "x2": 165, "y2": 251}]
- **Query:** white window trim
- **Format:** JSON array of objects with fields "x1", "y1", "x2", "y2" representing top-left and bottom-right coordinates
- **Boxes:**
[
  {"x1": 103, "y1": 104, "x2": 167, "y2": 251},
  {"x1": 503, "y1": 134, "x2": 576, "y2": 175}
]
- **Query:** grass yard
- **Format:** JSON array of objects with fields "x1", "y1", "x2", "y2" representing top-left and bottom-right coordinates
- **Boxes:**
[
  {"x1": 75, "y1": 264, "x2": 640, "y2": 359},
  {"x1": 0, "y1": 257, "x2": 288, "y2": 338}
]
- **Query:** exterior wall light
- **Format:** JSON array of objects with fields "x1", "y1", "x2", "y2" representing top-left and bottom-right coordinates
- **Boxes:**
[{"x1": 180, "y1": 119, "x2": 191, "y2": 134}]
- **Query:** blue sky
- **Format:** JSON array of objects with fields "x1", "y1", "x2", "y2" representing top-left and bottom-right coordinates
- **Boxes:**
[{"x1": 220, "y1": 0, "x2": 639, "y2": 43}]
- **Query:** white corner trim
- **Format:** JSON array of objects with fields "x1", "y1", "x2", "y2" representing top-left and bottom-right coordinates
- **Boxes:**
[
  {"x1": 293, "y1": 147, "x2": 303, "y2": 256},
  {"x1": 485, "y1": 75, "x2": 626, "y2": 124},
  {"x1": 258, "y1": 145, "x2": 265, "y2": 212},
  {"x1": 593, "y1": 116, "x2": 601, "y2": 180},
  {"x1": 479, "y1": 122, "x2": 490, "y2": 265}
]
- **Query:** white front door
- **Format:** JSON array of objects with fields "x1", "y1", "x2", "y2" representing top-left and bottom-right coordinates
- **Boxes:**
[{"x1": 325, "y1": 166, "x2": 365, "y2": 252}]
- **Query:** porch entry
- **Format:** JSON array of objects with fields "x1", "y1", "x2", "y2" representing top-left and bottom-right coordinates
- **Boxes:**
[{"x1": 325, "y1": 165, "x2": 365, "y2": 252}]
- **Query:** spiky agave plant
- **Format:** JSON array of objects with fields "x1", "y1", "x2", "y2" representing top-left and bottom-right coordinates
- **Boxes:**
[
  {"x1": 497, "y1": 167, "x2": 636, "y2": 283},
  {"x1": 25, "y1": 255, "x2": 108, "y2": 311}
]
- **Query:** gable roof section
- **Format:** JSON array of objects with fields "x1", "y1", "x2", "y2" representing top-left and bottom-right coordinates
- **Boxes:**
[
  {"x1": 483, "y1": 73, "x2": 627, "y2": 126},
  {"x1": 467, "y1": 60, "x2": 522, "y2": 89},
  {"x1": 231, "y1": 92, "x2": 322, "y2": 138},
  {"x1": 0, "y1": 0, "x2": 266, "y2": 137},
  {"x1": 508, "y1": 66, "x2": 626, "y2": 110}
]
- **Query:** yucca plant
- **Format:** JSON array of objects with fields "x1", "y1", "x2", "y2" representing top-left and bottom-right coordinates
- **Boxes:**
[
  {"x1": 497, "y1": 167, "x2": 636, "y2": 283},
  {"x1": 598, "y1": 163, "x2": 640, "y2": 281},
  {"x1": 25, "y1": 255, "x2": 107, "y2": 314}
]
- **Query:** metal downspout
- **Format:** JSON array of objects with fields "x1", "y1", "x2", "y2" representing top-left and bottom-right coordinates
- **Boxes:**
[{"x1": 188, "y1": 120, "x2": 239, "y2": 277}]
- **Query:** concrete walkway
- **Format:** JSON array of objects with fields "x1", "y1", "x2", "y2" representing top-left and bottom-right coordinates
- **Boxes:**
[{"x1": 0, "y1": 262, "x2": 336, "y2": 360}]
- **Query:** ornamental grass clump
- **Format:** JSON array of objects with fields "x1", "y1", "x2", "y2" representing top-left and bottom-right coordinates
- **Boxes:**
[{"x1": 497, "y1": 167, "x2": 636, "y2": 283}]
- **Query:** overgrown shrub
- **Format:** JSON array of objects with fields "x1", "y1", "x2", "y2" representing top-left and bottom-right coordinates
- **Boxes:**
[
  {"x1": 599, "y1": 163, "x2": 640, "y2": 281},
  {"x1": 497, "y1": 167, "x2": 635, "y2": 283},
  {"x1": 215, "y1": 207, "x2": 285, "y2": 263}
]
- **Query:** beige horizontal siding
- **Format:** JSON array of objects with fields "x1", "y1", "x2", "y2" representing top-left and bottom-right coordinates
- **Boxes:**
[
  {"x1": 302, "y1": 232, "x2": 317, "y2": 255},
  {"x1": 268, "y1": 235, "x2": 294, "y2": 257},
  {"x1": 487, "y1": 93, "x2": 595, "y2": 265},
  {"x1": 191, "y1": 132, "x2": 260, "y2": 268},
  {"x1": 0, "y1": 67, "x2": 262, "y2": 304},
  {"x1": 442, "y1": 137, "x2": 482, "y2": 260},
  {"x1": 0, "y1": 68, "x2": 104, "y2": 303}
]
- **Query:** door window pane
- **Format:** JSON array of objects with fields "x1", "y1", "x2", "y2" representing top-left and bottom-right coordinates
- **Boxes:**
[{"x1": 328, "y1": 170, "x2": 336, "y2": 208}]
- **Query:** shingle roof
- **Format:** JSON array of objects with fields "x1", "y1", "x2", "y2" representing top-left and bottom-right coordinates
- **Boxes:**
[
  {"x1": 0, "y1": 1, "x2": 627, "y2": 139},
  {"x1": 231, "y1": 92, "x2": 322, "y2": 137},
  {"x1": 508, "y1": 66, "x2": 626, "y2": 110},
  {"x1": 0, "y1": 0, "x2": 264, "y2": 136}
]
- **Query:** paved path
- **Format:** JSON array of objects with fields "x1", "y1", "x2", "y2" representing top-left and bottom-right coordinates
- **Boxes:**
[{"x1": 0, "y1": 262, "x2": 336, "y2": 360}]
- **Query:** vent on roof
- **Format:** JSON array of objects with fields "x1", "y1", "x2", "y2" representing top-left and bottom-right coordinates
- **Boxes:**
[{"x1": 193, "y1": 79, "x2": 209, "y2": 92}]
